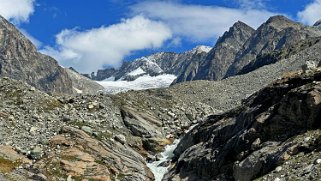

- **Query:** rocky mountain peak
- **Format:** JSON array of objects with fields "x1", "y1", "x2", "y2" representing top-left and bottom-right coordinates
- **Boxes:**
[
  {"x1": 216, "y1": 21, "x2": 254, "y2": 46},
  {"x1": 314, "y1": 19, "x2": 321, "y2": 27},
  {"x1": 233, "y1": 21, "x2": 252, "y2": 30},
  {"x1": 0, "y1": 15, "x2": 37, "y2": 56},
  {"x1": 0, "y1": 15, "x2": 74, "y2": 94},
  {"x1": 263, "y1": 15, "x2": 302, "y2": 30}
]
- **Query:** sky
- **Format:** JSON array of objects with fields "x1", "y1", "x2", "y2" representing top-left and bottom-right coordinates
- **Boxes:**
[{"x1": 0, "y1": 0, "x2": 320, "y2": 73}]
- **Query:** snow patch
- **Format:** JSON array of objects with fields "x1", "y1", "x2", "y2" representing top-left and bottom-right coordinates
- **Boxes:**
[
  {"x1": 127, "y1": 67, "x2": 146, "y2": 76},
  {"x1": 97, "y1": 74, "x2": 176, "y2": 94},
  {"x1": 73, "y1": 87, "x2": 83, "y2": 94},
  {"x1": 191, "y1": 45, "x2": 212, "y2": 54},
  {"x1": 103, "y1": 76, "x2": 116, "y2": 81}
]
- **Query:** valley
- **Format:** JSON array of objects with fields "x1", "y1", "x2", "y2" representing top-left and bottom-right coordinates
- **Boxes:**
[{"x1": 0, "y1": 11, "x2": 321, "y2": 181}]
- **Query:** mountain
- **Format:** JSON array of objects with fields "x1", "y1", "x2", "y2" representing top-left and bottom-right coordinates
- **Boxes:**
[
  {"x1": 0, "y1": 16, "x2": 73, "y2": 94},
  {"x1": 65, "y1": 68, "x2": 104, "y2": 94},
  {"x1": 165, "y1": 64, "x2": 321, "y2": 181},
  {"x1": 238, "y1": 36, "x2": 321, "y2": 75},
  {"x1": 0, "y1": 16, "x2": 103, "y2": 95},
  {"x1": 92, "y1": 46, "x2": 211, "y2": 93},
  {"x1": 2, "y1": 13, "x2": 321, "y2": 181},
  {"x1": 225, "y1": 15, "x2": 321, "y2": 77},
  {"x1": 92, "y1": 15, "x2": 321, "y2": 89},
  {"x1": 174, "y1": 21, "x2": 255, "y2": 83},
  {"x1": 92, "y1": 45, "x2": 212, "y2": 81}
]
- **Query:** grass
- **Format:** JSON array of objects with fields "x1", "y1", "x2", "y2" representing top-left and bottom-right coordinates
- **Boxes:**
[
  {"x1": 44, "y1": 99, "x2": 62, "y2": 111},
  {"x1": 61, "y1": 155, "x2": 79, "y2": 162},
  {"x1": 4, "y1": 89, "x2": 24, "y2": 105},
  {"x1": 44, "y1": 159, "x2": 66, "y2": 180},
  {"x1": 0, "y1": 157, "x2": 21, "y2": 173},
  {"x1": 69, "y1": 120, "x2": 86, "y2": 128}
]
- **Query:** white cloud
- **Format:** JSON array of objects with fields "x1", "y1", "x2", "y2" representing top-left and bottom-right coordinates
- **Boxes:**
[
  {"x1": 131, "y1": 1, "x2": 278, "y2": 42},
  {"x1": 298, "y1": 0, "x2": 321, "y2": 25},
  {"x1": 41, "y1": 16, "x2": 172, "y2": 73},
  {"x1": 235, "y1": 0, "x2": 266, "y2": 9},
  {"x1": 0, "y1": 0, "x2": 35, "y2": 24}
]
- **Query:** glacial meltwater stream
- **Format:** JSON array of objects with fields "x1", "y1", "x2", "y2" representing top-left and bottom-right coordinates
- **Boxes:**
[
  {"x1": 147, "y1": 125, "x2": 196, "y2": 180},
  {"x1": 147, "y1": 139, "x2": 180, "y2": 181}
]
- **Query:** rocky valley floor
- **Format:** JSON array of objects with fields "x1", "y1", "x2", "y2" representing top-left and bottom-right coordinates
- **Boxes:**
[
  {"x1": 2, "y1": 9, "x2": 321, "y2": 181},
  {"x1": 1, "y1": 45, "x2": 321, "y2": 180}
]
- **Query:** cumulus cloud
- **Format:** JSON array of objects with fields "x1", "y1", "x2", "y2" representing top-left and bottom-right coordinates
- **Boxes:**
[
  {"x1": 131, "y1": 1, "x2": 277, "y2": 41},
  {"x1": 41, "y1": 16, "x2": 172, "y2": 73},
  {"x1": 0, "y1": 0, "x2": 35, "y2": 24},
  {"x1": 298, "y1": 0, "x2": 321, "y2": 25}
]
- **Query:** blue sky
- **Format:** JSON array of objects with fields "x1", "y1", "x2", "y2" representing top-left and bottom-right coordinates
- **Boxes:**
[{"x1": 0, "y1": 0, "x2": 320, "y2": 73}]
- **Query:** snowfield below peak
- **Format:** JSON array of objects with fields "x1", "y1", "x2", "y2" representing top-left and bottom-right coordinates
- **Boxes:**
[
  {"x1": 127, "y1": 67, "x2": 146, "y2": 76},
  {"x1": 97, "y1": 74, "x2": 177, "y2": 94}
]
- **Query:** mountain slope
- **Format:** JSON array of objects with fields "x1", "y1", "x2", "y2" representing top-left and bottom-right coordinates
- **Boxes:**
[
  {"x1": 0, "y1": 16, "x2": 73, "y2": 94},
  {"x1": 175, "y1": 21, "x2": 254, "y2": 82},
  {"x1": 92, "y1": 45, "x2": 212, "y2": 82},
  {"x1": 165, "y1": 63, "x2": 321, "y2": 181},
  {"x1": 225, "y1": 15, "x2": 321, "y2": 77},
  {"x1": 93, "y1": 16, "x2": 321, "y2": 88},
  {"x1": 65, "y1": 68, "x2": 104, "y2": 94}
]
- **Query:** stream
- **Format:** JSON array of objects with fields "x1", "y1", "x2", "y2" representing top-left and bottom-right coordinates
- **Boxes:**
[
  {"x1": 146, "y1": 139, "x2": 180, "y2": 181},
  {"x1": 147, "y1": 125, "x2": 196, "y2": 181}
]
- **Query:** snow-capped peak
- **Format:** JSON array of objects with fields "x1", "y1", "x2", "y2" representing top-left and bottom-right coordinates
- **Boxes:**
[
  {"x1": 134, "y1": 57, "x2": 163, "y2": 74},
  {"x1": 191, "y1": 45, "x2": 212, "y2": 54}
]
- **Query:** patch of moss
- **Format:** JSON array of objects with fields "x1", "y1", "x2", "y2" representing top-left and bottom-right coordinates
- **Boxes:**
[
  {"x1": 117, "y1": 173, "x2": 126, "y2": 181},
  {"x1": 111, "y1": 95, "x2": 127, "y2": 107},
  {"x1": 61, "y1": 155, "x2": 79, "y2": 162},
  {"x1": 42, "y1": 158, "x2": 66, "y2": 180},
  {"x1": 0, "y1": 157, "x2": 21, "y2": 173},
  {"x1": 44, "y1": 100, "x2": 62, "y2": 111},
  {"x1": 94, "y1": 159, "x2": 105, "y2": 165},
  {"x1": 69, "y1": 120, "x2": 86, "y2": 128},
  {"x1": 4, "y1": 89, "x2": 24, "y2": 105},
  {"x1": 72, "y1": 176, "x2": 86, "y2": 181},
  {"x1": 95, "y1": 132, "x2": 113, "y2": 141}
]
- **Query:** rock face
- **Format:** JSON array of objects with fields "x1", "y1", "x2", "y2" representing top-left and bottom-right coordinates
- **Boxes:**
[
  {"x1": 225, "y1": 15, "x2": 321, "y2": 77},
  {"x1": 164, "y1": 68, "x2": 321, "y2": 181},
  {"x1": 314, "y1": 19, "x2": 321, "y2": 27},
  {"x1": 188, "y1": 21, "x2": 254, "y2": 81},
  {"x1": 0, "y1": 16, "x2": 73, "y2": 94},
  {"x1": 65, "y1": 68, "x2": 104, "y2": 94},
  {"x1": 237, "y1": 36, "x2": 321, "y2": 75},
  {"x1": 35, "y1": 126, "x2": 152, "y2": 181}
]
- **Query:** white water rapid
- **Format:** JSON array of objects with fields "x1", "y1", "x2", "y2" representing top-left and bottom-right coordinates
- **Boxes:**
[
  {"x1": 146, "y1": 139, "x2": 180, "y2": 181},
  {"x1": 147, "y1": 125, "x2": 197, "y2": 181}
]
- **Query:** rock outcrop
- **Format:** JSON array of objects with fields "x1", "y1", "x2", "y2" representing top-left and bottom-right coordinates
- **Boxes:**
[
  {"x1": 225, "y1": 15, "x2": 321, "y2": 77},
  {"x1": 314, "y1": 19, "x2": 321, "y2": 27},
  {"x1": 65, "y1": 68, "x2": 104, "y2": 94},
  {"x1": 0, "y1": 16, "x2": 73, "y2": 94},
  {"x1": 189, "y1": 21, "x2": 254, "y2": 81},
  {"x1": 0, "y1": 77, "x2": 155, "y2": 180},
  {"x1": 165, "y1": 68, "x2": 321, "y2": 181}
]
